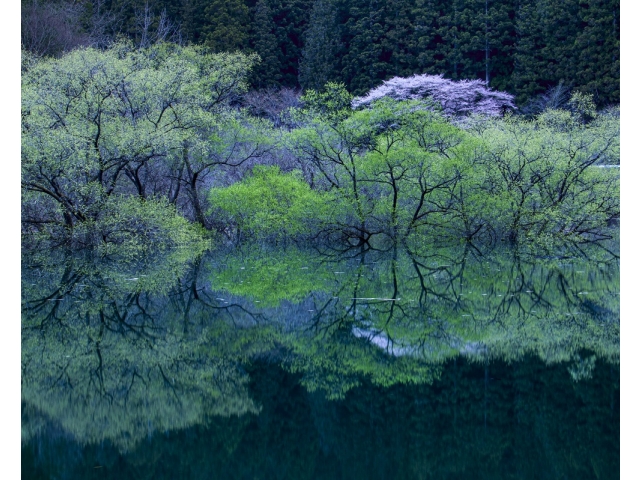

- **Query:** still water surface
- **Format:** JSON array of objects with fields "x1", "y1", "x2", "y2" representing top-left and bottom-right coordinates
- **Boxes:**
[{"x1": 21, "y1": 242, "x2": 619, "y2": 479}]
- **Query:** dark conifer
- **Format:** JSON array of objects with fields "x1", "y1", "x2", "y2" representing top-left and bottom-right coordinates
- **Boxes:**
[
  {"x1": 339, "y1": 0, "x2": 387, "y2": 95},
  {"x1": 299, "y1": 0, "x2": 340, "y2": 90},
  {"x1": 573, "y1": 0, "x2": 620, "y2": 105},
  {"x1": 251, "y1": 0, "x2": 282, "y2": 87},
  {"x1": 202, "y1": 0, "x2": 250, "y2": 52},
  {"x1": 512, "y1": 0, "x2": 549, "y2": 104}
]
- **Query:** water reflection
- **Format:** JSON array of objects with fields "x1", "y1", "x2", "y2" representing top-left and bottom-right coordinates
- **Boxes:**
[{"x1": 21, "y1": 242, "x2": 619, "y2": 478}]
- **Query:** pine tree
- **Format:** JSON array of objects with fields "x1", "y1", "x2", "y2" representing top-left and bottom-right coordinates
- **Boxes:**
[
  {"x1": 85, "y1": 0, "x2": 617, "y2": 106},
  {"x1": 299, "y1": 0, "x2": 340, "y2": 90},
  {"x1": 538, "y1": 0, "x2": 582, "y2": 87},
  {"x1": 181, "y1": 0, "x2": 208, "y2": 44},
  {"x1": 431, "y1": 0, "x2": 472, "y2": 79},
  {"x1": 202, "y1": 0, "x2": 250, "y2": 52},
  {"x1": 573, "y1": 0, "x2": 619, "y2": 105},
  {"x1": 412, "y1": 0, "x2": 444, "y2": 75},
  {"x1": 266, "y1": 0, "x2": 314, "y2": 87},
  {"x1": 512, "y1": 0, "x2": 549, "y2": 104},
  {"x1": 482, "y1": 0, "x2": 517, "y2": 92},
  {"x1": 250, "y1": 0, "x2": 282, "y2": 87},
  {"x1": 339, "y1": 0, "x2": 387, "y2": 95}
]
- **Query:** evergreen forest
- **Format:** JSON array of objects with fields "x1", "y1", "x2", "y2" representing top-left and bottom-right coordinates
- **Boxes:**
[{"x1": 22, "y1": 0, "x2": 619, "y2": 106}]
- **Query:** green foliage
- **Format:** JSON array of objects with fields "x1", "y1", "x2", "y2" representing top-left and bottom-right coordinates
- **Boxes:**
[
  {"x1": 299, "y1": 81, "x2": 354, "y2": 122},
  {"x1": 572, "y1": 0, "x2": 620, "y2": 105},
  {"x1": 208, "y1": 166, "x2": 334, "y2": 239},
  {"x1": 567, "y1": 90, "x2": 598, "y2": 123},
  {"x1": 73, "y1": 196, "x2": 210, "y2": 256},
  {"x1": 202, "y1": 0, "x2": 250, "y2": 52},
  {"x1": 20, "y1": 17, "x2": 619, "y2": 250},
  {"x1": 261, "y1": 0, "x2": 315, "y2": 87},
  {"x1": 298, "y1": 0, "x2": 340, "y2": 90},
  {"x1": 475, "y1": 106, "x2": 619, "y2": 241},
  {"x1": 21, "y1": 41, "x2": 260, "y2": 249},
  {"x1": 288, "y1": 91, "x2": 619, "y2": 244},
  {"x1": 249, "y1": 0, "x2": 282, "y2": 87}
]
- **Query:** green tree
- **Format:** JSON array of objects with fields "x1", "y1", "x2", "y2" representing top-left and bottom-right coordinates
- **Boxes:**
[
  {"x1": 475, "y1": 102, "x2": 619, "y2": 242},
  {"x1": 432, "y1": 0, "x2": 477, "y2": 79},
  {"x1": 288, "y1": 83, "x2": 618, "y2": 244},
  {"x1": 21, "y1": 42, "x2": 259, "y2": 246},
  {"x1": 299, "y1": 0, "x2": 340, "y2": 90},
  {"x1": 202, "y1": 0, "x2": 250, "y2": 51},
  {"x1": 573, "y1": 0, "x2": 620, "y2": 105},
  {"x1": 181, "y1": 0, "x2": 210, "y2": 44},
  {"x1": 208, "y1": 166, "x2": 333, "y2": 240},
  {"x1": 338, "y1": 0, "x2": 387, "y2": 95},
  {"x1": 250, "y1": 0, "x2": 282, "y2": 87},
  {"x1": 381, "y1": 0, "x2": 418, "y2": 78},
  {"x1": 254, "y1": 0, "x2": 314, "y2": 87},
  {"x1": 412, "y1": 0, "x2": 444, "y2": 74},
  {"x1": 511, "y1": 0, "x2": 549, "y2": 104}
]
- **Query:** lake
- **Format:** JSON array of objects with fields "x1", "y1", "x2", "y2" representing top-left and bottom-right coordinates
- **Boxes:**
[{"x1": 21, "y1": 240, "x2": 619, "y2": 479}]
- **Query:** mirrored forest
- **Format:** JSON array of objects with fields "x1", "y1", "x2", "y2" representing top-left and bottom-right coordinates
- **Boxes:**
[{"x1": 22, "y1": 241, "x2": 619, "y2": 478}]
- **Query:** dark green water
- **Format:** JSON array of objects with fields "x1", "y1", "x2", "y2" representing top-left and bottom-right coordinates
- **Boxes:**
[{"x1": 21, "y1": 242, "x2": 619, "y2": 479}]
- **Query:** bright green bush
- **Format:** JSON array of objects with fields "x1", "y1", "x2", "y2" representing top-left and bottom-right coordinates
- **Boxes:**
[{"x1": 208, "y1": 166, "x2": 334, "y2": 239}]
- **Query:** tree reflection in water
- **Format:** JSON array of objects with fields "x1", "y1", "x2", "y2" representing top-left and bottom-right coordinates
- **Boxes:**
[{"x1": 22, "y1": 240, "x2": 619, "y2": 479}]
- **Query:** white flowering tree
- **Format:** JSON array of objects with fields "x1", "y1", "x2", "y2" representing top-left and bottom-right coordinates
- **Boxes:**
[{"x1": 352, "y1": 74, "x2": 516, "y2": 117}]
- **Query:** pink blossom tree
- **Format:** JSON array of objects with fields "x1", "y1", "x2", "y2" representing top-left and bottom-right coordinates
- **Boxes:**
[{"x1": 352, "y1": 74, "x2": 516, "y2": 117}]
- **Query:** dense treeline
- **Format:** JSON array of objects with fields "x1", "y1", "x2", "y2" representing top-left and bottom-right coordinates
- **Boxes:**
[
  {"x1": 21, "y1": 43, "x2": 619, "y2": 250},
  {"x1": 22, "y1": 0, "x2": 619, "y2": 107}
]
